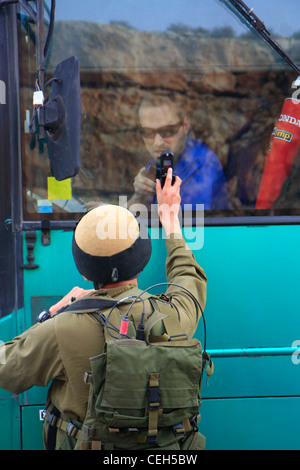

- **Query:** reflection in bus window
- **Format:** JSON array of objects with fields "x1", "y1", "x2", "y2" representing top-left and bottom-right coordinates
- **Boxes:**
[
  {"x1": 18, "y1": 0, "x2": 300, "y2": 219},
  {"x1": 129, "y1": 95, "x2": 230, "y2": 210}
]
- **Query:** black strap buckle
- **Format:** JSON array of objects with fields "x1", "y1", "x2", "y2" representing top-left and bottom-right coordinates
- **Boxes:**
[
  {"x1": 46, "y1": 410, "x2": 59, "y2": 427},
  {"x1": 173, "y1": 422, "x2": 185, "y2": 436},
  {"x1": 146, "y1": 433, "x2": 158, "y2": 445},
  {"x1": 190, "y1": 415, "x2": 199, "y2": 432},
  {"x1": 148, "y1": 386, "x2": 160, "y2": 410},
  {"x1": 66, "y1": 422, "x2": 80, "y2": 438}
]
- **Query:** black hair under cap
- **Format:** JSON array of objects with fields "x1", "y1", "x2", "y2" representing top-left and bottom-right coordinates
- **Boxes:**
[{"x1": 72, "y1": 231, "x2": 152, "y2": 285}]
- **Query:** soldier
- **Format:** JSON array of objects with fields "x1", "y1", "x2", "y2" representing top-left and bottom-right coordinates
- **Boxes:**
[{"x1": 0, "y1": 169, "x2": 207, "y2": 450}]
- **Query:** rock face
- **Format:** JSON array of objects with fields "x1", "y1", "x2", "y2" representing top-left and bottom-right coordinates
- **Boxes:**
[{"x1": 33, "y1": 22, "x2": 300, "y2": 209}]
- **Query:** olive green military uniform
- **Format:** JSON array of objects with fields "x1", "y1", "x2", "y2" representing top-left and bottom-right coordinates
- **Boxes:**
[{"x1": 0, "y1": 234, "x2": 206, "y2": 450}]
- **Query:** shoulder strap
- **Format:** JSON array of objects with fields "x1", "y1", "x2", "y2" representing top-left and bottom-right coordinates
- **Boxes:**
[
  {"x1": 56, "y1": 297, "x2": 118, "y2": 314},
  {"x1": 54, "y1": 287, "x2": 152, "y2": 316},
  {"x1": 146, "y1": 297, "x2": 189, "y2": 341}
]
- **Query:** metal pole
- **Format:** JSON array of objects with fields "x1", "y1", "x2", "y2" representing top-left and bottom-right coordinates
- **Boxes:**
[
  {"x1": 37, "y1": 0, "x2": 45, "y2": 138},
  {"x1": 207, "y1": 347, "x2": 299, "y2": 358}
]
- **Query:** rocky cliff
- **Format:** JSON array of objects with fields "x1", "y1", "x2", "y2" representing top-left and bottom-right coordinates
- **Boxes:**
[{"x1": 29, "y1": 22, "x2": 300, "y2": 209}]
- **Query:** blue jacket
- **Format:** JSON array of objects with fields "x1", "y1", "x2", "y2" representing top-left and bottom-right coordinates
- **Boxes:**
[{"x1": 174, "y1": 136, "x2": 229, "y2": 210}]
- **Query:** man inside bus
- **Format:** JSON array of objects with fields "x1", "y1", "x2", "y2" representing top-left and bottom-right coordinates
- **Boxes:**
[
  {"x1": 129, "y1": 94, "x2": 230, "y2": 210},
  {"x1": 0, "y1": 168, "x2": 207, "y2": 450}
]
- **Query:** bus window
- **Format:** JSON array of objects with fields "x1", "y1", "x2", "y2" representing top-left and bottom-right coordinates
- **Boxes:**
[{"x1": 18, "y1": 0, "x2": 300, "y2": 222}]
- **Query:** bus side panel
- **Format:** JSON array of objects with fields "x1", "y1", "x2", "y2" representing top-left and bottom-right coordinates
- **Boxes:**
[
  {"x1": 201, "y1": 396, "x2": 300, "y2": 450},
  {"x1": 0, "y1": 398, "x2": 21, "y2": 450},
  {"x1": 19, "y1": 224, "x2": 300, "y2": 449},
  {"x1": 21, "y1": 405, "x2": 45, "y2": 450},
  {"x1": 200, "y1": 354, "x2": 299, "y2": 399},
  {"x1": 23, "y1": 229, "x2": 90, "y2": 331}
]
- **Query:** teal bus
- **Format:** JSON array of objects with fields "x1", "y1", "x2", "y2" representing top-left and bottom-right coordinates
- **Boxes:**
[{"x1": 1, "y1": 0, "x2": 300, "y2": 450}]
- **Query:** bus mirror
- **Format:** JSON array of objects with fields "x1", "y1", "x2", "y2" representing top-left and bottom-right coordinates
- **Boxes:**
[{"x1": 43, "y1": 56, "x2": 81, "y2": 181}]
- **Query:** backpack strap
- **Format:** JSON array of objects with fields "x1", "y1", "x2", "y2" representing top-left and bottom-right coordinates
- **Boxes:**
[
  {"x1": 55, "y1": 287, "x2": 153, "y2": 315},
  {"x1": 44, "y1": 404, "x2": 82, "y2": 449},
  {"x1": 145, "y1": 297, "x2": 188, "y2": 342}
]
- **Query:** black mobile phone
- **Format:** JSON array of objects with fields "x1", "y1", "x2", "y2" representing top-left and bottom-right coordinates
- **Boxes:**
[{"x1": 156, "y1": 151, "x2": 176, "y2": 187}]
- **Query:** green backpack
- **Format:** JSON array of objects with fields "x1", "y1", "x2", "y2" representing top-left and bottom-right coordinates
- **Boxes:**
[
  {"x1": 49, "y1": 284, "x2": 213, "y2": 451},
  {"x1": 72, "y1": 285, "x2": 213, "y2": 451}
]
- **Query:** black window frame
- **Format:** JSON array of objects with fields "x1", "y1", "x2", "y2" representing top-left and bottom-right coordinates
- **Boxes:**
[{"x1": 0, "y1": 3, "x2": 24, "y2": 318}]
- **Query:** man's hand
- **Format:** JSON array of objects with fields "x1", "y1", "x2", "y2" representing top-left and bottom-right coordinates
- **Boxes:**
[
  {"x1": 49, "y1": 286, "x2": 95, "y2": 317},
  {"x1": 156, "y1": 168, "x2": 182, "y2": 236},
  {"x1": 133, "y1": 167, "x2": 156, "y2": 196},
  {"x1": 128, "y1": 166, "x2": 156, "y2": 206}
]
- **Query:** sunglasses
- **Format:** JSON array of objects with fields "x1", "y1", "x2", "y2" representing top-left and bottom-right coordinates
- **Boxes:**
[{"x1": 139, "y1": 120, "x2": 183, "y2": 139}]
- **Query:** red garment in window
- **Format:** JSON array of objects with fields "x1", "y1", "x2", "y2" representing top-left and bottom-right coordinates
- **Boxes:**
[{"x1": 256, "y1": 98, "x2": 300, "y2": 209}]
